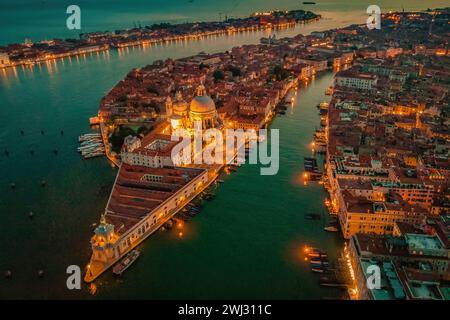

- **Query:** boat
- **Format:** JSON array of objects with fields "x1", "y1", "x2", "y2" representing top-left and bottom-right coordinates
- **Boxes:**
[
  {"x1": 203, "y1": 193, "x2": 215, "y2": 201},
  {"x1": 180, "y1": 214, "x2": 191, "y2": 222},
  {"x1": 82, "y1": 148, "x2": 105, "y2": 154},
  {"x1": 304, "y1": 213, "x2": 321, "y2": 220},
  {"x1": 89, "y1": 283, "x2": 97, "y2": 295},
  {"x1": 112, "y1": 250, "x2": 140, "y2": 276},
  {"x1": 314, "y1": 129, "x2": 326, "y2": 139},
  {"x1": 304, "y1": 157, "x2": 319, "y2": 172},
  {"x1": 303, "y1": 1, "x2": 316, "y2": 4},
  {"x1": 304, "y1": 246, "x2": 321, "y2": 254},
  {"x1": 78, "y1": 133, "x2": 101, "y2": 142},
  {"x1": 319, "y1": 102, "x2": 329, "y2": 110},
  {"x1": 187, "y1": 204, "x2": 200, "y2": 211},
  {"x1": 311, "y1": 268, "x2": 326, "y2": 273},
  {"x1": 187, "y1": 210, "x2": 198, "y2": 217},
  {"x1": 308, "y1": 252, "x2": 321, "y2": 258},
  {"x1": 78, "y1": 143, "x2": 102, "y2": 151},
  {"x1": 84, "y1": 152, "x2": 105, "y2": 159},
  {"x1": 307, "y1": 248, "x2": 327, "y2": 258},
  {"x1": 325, "y1": 86, "x2": 334, "y2": 95},
  {"x1": 163, "y1": 220, "x2": 173, "y2": 229},
  {"x1": 324, "y1": 226, "x2": 338, "y2": 232},
  {"x1": 80, "y1": 139, "x2": 102, "y2": 146}
]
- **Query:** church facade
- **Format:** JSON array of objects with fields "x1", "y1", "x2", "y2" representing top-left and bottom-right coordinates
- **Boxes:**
[{"x1": 166, "y1": 85, "x2": 223, "y2": 132}]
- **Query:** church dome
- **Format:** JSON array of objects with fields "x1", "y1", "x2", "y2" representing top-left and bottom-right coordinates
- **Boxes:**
[
  {"x1": 190, "y1": 85, "x2": 216, "y2": 114},
  {"x1": 173, "y1": 101, "x2": 188, "y2": 113}
]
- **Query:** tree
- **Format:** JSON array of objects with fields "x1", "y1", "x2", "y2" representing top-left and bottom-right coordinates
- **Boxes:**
[
  {"x1": 147, "y1": 86, "x2": 160, "y2": 96},
  {"x1": 137, "y1": 126, "x2": 152, "y2": 137},
  {"x1": 228, "y1": 65, "x2": 241, "y2": 77},
  {"x1": 213, "y1": 70, "x2": 225, "y2": 82},
  {"x1": 272, "y1": 65, "x2": 290, "y2": 81},
  {"x1": 117, "y1": 94, "x2": 127, "y2": 102},
  {"x1": 110, "y1": 126, "x2": 136, "y2": 153}
]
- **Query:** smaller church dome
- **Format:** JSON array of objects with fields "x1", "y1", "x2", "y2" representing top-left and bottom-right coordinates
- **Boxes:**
[
  {"x1": 190, "y1": 85, "x2": 216, "y2": 114},
  {"x1": 172, "y1": 91, "x2": 188, "y2": 114}
]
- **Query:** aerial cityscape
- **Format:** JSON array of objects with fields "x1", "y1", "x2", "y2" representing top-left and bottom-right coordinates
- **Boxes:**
[{"x1": 0, "y1": 0, "x2": 449, "y2": 305}]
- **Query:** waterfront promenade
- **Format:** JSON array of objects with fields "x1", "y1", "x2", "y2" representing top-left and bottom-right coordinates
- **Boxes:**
[{"x1": 99, "y1": 122, "x2": 120, "y2": 167}]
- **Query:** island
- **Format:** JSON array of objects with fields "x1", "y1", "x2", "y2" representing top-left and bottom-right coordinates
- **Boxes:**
[{"x1": 0, "y1": 9, "x2": 320, "y2": 69}]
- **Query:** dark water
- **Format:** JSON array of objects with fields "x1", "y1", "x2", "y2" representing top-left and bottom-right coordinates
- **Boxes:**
[{"x1": 0, "y1": 0, "x2": 445, "y2": 299}]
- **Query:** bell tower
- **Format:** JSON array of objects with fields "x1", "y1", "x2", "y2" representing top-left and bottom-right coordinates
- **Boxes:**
[
  {"x1": 196, "y1": 84, "x2": 206, "y2": 97},
  {"x1": 165, "y1": 96, "x2": 173, "y2": 118},
  {"x1": 90, "y1": 215, "x2": 119, "y2": 263}
]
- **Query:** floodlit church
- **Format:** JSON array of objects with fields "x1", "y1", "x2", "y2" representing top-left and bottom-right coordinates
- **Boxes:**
[{"x1": 166, "y1": 84, "x2": 223, "y2": 132}]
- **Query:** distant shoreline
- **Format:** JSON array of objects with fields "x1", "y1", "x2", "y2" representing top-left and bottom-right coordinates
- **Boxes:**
[{"x1": 0, "y1": 9, "x2": 320, "y2": 70}]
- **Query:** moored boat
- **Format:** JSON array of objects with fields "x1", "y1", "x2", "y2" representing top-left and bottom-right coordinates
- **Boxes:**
[
  {"x1": 324, "y1": 226, "x2": 338, "y2": 232},
  {"x1": 112, "y1": 250, "x2": 140, "y2": 276}
]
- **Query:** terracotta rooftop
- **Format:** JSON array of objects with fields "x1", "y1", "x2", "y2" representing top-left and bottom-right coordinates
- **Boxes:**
[{"x1": 105, "y1": 164, "x2": 205, "y2": 234}]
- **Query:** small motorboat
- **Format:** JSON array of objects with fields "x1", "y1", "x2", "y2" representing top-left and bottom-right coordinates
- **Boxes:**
[
  {"x1": 203, "y1": 193, "x2": 215, "y2": 201},
  {"x1": 308, "y1": 252, "x2": 321, "y2": 258},
  {"x1": 324, "y1": 226, "x2": 338, "y2": 232},
  {"x1": 311, "y1": 260, "x2": 329, "y2": 266},
  {"x1": 304, "y1": 213, "x2": 321, "y2": 220},
  {"x1": 113, "y1": 250, "x2": 140, "y2": 276},
  {"x1": 164, "y1": 220, "x2": 173, "y2": 229},
  {"x1": 187, "y1": 210, "x2": 198, "y2": 217},
  {"x1": 89, "y1": 283, "x2": 97, "y2": 295}
]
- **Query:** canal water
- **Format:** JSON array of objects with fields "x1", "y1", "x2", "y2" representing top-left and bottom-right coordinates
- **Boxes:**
[{"x1": 1, "y1": 0, "x2": 440, "y2": 298}]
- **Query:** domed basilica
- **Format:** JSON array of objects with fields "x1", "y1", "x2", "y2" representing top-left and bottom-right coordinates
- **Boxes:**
[{"x1": 166, "y1": 85, "x2": 222, "y2": 132}]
